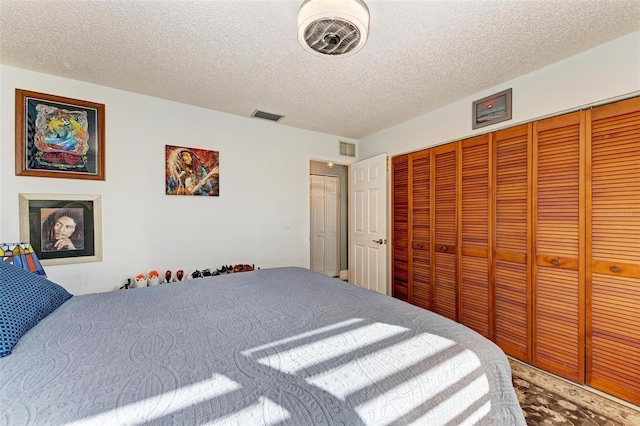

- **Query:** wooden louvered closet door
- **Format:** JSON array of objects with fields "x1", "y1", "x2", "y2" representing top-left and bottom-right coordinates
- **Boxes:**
[
  {"x1": 391, "y1": 155, "x2": 409, "y2": 301},
  {"x1": 410, "y1": 150, "x2": 432, "y2": 309},
  {"x1": 432, "y1": 143, "x2": 459, "y2": 321},
  {"x1": 493, "y1": 124, "x2": 532, "y2": 362},
  {"x1": 459, "y1": 135, "x2": 492, "y2": 338},
  {"x1": 533, "y1": 111, "x2": 585, "y2": 382},
  {"x1": 587, "y1": 97, "x2": 640, "y2": 405}
]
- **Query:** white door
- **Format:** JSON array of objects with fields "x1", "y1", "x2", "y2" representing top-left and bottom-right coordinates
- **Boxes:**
[
  {"x1": 310, "y1": 175, "x2": 340, "y2": 277},
  {"x1": 349, "y1": 153, "x2": 388, "y2": 294}
]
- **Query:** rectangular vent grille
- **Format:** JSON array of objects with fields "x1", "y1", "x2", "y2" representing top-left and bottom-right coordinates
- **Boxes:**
[
  {"x1": 250, "y1": 110, "x2": 284, "y2": 122},
  {"x1": 340, "y1": 141, "x2": 356, "y2": 157}
]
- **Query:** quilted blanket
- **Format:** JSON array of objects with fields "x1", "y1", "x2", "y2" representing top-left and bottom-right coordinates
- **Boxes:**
[{"x1": 0, "y1": 267, "x2": 524, "y2": 425}]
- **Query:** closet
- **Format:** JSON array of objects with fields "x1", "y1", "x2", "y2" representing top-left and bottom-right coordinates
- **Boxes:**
[
  {"x1": 532, "y1": 111, "x2": 585, "y2": 382},
  {"x1": 391, "y1": 151, "x2": 431, "y2": 309},
  {"x1": 310, "y1": 175, "x2": 340, "y2": 277},
  {"x1": 391, "y1": 96, "x2": 640, "y2": 405},
  {"x1": 493, "y1": 124, "x2": 532, "y2": 362},
  {"x1": 391, "y1": 144, "x2": 459, "y2": 317},
  {"x1": 586, "y1": 98, "x2": 640, "y2": 404},
  {"x1": 432, "y1": 143, "x2": 458, "y2": 321},
  {"x1": 410, "y1": 151, "x2": 432, "y2": 309},
  {"x1": 459, "y1": 135, "x2": 491, "y2": 338},
  {"x1": 391, "y1": 155, "x2": 409, "y2": 301}
]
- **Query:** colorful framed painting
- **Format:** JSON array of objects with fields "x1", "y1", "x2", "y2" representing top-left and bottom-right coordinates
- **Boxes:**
[
  {"x1": 19, "y1": 193, "x2": 103, "y2": 265},
  {"x1": 15, "y1": 89, "x2": 106, "y2": 180},
  {"x1": 472, "y1": 88, "x2": 512, "y2": 129},
  {"x1": 165, "y1": 145, "x2": 220, "y2": 196}
]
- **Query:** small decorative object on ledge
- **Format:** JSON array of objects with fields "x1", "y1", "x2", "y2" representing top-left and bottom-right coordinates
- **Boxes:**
[
  {"x1": 147, "y1": 270, "x2": 160, "y2": 286},
  {"x1": 125, "y1": 264, "x2": 260, "y2": 289},
  {"x1": 233, "y1": 264, "x2": 255, "y2": 273},
  {"x1": 134, "y1": 274, "x2": 147, "y2": 288}
]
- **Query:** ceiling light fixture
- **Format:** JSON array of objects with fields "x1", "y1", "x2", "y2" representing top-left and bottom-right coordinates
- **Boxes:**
[{"x1": 297, "y1": 0, "x2": 370, "y2": 57}]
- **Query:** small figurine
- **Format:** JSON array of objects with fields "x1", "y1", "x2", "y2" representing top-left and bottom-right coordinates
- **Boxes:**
[
  {"x1": 148, "y1": 270, "x2": 160, "y2": 286},
  {"x1": 176, "y1": 270, "x2": 185, "y2": 281},
  {"x1": 134, "y1": 274, "x2": 147, "y2": 288},
  {"x1": 165, "y1": 270, "x2": 172, "y2": 283}
]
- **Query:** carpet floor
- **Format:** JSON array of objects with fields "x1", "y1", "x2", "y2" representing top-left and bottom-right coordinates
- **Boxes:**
[{"x1": 509, "y1": 359, "x2": 640, "y2": 425}]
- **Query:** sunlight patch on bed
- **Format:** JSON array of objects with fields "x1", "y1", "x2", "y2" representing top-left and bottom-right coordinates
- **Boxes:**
[
  {"x1": 206, "y1": 396, "x2": 290, "y2": 425},
  {"x1": 66, "y1": 374, "x2": 241, "y2": 425},
  {"x1": 354, "y1": 349, "x2": 484, "y2": 425},
  {"x1": 254, "y1": 321, "x2": 410, "y2": 374},
  {"x1": 416, "y1": 374, "x2": 491, "y2": 425},
  {"x1": 307, "y1": 332, "x2": 456, "y2": 399},
  {"x1": 242, "y1": 318, "x2": 363, "y2": 356}
]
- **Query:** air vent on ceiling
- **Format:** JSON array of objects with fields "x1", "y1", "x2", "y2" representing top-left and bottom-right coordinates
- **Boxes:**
[
  {"x1": 339, "y1": 141, "x2": 356, "y2": 157},
  {"x1": 250, "y1": 110, "x2": 285, "y2": 122},
  {"x1": 298, "y1": 0, "x2": 370, "y2": 57}
]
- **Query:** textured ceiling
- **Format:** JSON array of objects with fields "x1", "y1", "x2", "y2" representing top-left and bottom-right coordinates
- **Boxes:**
[{"x1": 1, "y1": 0, "x2": 639, "y2": 139}]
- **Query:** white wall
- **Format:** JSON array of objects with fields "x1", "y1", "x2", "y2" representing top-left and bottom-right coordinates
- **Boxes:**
[
  {"x1": 0, "y1": 66, "x2": 355, "y2": 294},
  {"x1": 359, "y1": 31, "x2": 640, "y2": 159}
]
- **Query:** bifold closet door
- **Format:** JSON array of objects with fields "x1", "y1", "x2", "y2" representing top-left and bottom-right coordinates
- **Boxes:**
[
  {"x1": 493, "y1": 124, "x2": 532, "y2": 362},
  {"x1": 431, "y1": 143, "x2": 459, "y2": 321},
  {"x1": 587, "y1": 97, "x2": 640, "y2": 405},
  {"x1": 410, "y1": 150, "x2": 432, "y2": 310},
  {"x1": 532, "y1": 111, "x2": 585, "y2": 383},
  {"x1": 459, "y1": 135, "x2": 492, "y2": 339},
  {"x1": 310, "y1": 175, "x2": 340, "y2": 277},
  {"x1": 391, "y1": 155, "x2": 409, "y2": 301}
]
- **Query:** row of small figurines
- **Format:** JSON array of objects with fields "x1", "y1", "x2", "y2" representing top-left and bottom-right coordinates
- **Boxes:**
[{"x1": 121, "y1": 265, "x2": 256, "y2": 289}]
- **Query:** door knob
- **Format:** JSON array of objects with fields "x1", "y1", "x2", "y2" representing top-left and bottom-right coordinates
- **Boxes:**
[{"x1": 373, "y1": 238, "x2": 383, "y2": 244}]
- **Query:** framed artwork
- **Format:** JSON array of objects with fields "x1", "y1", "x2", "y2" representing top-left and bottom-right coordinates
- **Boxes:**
[
  {"x1": 15, "y1": 89, "x2": 106, "y2": 180},
  {"x1": 472, "y1": 88, "x2": 512, "y2": 129},
  {"x1": 19, "y1": 193, "x2": 103, "y2": 265},
  {"x1": 165, "y1": 145, "x2": 220, "y2": 196}
]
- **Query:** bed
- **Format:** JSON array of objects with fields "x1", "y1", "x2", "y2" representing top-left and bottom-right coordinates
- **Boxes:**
[{"x1": 0, "y1": 264, "x2": 525, "y2": 425}]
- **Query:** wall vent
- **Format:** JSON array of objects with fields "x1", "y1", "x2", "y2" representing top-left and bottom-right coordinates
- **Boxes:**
[
  {"x1": 250, "y1": 110, "x2": 284, "y2": 122},
  {"x1": 339, "y1": 141, "x2": 356, "y2": 157}
]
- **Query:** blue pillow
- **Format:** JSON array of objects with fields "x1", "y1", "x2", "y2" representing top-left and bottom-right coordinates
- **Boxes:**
[{"x1": 0, "y1": 261, "x2": 72, "y2": 357}]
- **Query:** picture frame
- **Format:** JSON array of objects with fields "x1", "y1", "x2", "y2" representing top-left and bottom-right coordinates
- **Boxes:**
[
  {"x1": 19, "y1": 193, "x2": 103, "y2": 265},
  {"x1": 15, "y1": 89, "x2": 106, "y2": 180},
  {"x1": 472, "y1": 88, "x2": 512, "y2": 129},
  {"x1": 165, "y1": 145, "x2": 220, "y2": 196}
]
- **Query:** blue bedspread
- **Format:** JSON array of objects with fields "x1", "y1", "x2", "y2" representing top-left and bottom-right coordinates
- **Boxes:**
[{"x1": 0, "y1": 267, "x2": 524, "y2": 425}]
